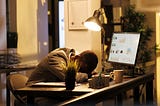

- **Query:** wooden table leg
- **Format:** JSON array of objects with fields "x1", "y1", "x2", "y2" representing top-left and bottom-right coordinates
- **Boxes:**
[
  {"x1": 133, "y1": 86, "x2": 140, "y2": 106},
  {"x1": 146, "y1": 80, "x2": 153, "y2": 105},
  {"x1": 6, "y1": 72, "x2": 10, "y2": 106},
  {"x1": 27, "y1": 95, "x2": 35, "y2": 106},
  {"x1": 116, "y1": 93, "x2": 123, "y2": 106}
]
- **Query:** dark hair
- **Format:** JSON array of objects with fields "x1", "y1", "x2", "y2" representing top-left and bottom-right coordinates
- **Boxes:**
[{"x1": 78, "y1": 50, "x2": 98, "y2": 76}]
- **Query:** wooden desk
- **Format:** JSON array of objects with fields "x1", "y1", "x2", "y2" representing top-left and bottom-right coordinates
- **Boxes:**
[
  {"x1": 15, "y1": 83, "x2": 95, "y2": 105},
  {"x1": 15, "y1": 72, "x2": 154, "y2": 106},
  {"x1": 0, "y1": 63, "x2": 37, "y2": 106},
  {"x1": 60, "y1": 72, "x2": 154, "y2": 106}
]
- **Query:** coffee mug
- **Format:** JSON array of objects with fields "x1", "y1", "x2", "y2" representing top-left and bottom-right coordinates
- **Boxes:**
[{"x1": 110, "y1": 70, "x2": 124, "y2": 83}]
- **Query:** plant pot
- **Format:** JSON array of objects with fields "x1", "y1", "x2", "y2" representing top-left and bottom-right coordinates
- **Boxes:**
[
  {"x1": 65, "y1": 77, "x2": 76, "y2": 90},
  {"x1": 65, "y1": 69, "x2": 76, "y2": 90}
]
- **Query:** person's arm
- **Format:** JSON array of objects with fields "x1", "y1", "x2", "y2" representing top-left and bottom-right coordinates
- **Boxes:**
[
  {"x1": 76, "y1": 70, "x2": 98, "y2": 83},
  {"x1": 47, "y1": 50, "x2": 68, "y2": 81},
  {"x1": 76, "y1": 72, "x2": 88, "y2": 83}
]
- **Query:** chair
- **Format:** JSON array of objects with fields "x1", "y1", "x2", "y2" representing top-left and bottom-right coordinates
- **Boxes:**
[{"x1": 7, "y1": 73, "x2": 28, "y2": 105}]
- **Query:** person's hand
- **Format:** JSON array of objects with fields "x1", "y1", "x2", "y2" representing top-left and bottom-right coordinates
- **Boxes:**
[
  {"x1": 76, "y1": 72, "x2": 88, "y2": 83},
  {"x1": 91, "y1": 71, "x2": 98, "y2": 75}
]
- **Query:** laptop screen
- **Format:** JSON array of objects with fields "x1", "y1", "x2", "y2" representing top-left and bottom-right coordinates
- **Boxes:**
[{"x1": 108, "y1": 32, "x2": 140, "y2": 65}]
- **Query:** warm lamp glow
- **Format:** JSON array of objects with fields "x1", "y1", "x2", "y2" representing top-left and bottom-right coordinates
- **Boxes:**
[
  {"x1": 84, "y1": 10, "x2": 102, "y2": 31},
  {"x1": 84, "y1": 8, "x2": 106, "y2": 72},
  {"x1": 84, "y1": 22, "x2": 101, "y2": 31}
]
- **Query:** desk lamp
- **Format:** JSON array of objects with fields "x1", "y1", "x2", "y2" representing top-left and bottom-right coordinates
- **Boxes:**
[{"x1": 84, "y1": 8, "x2": 106, "y2": 72}]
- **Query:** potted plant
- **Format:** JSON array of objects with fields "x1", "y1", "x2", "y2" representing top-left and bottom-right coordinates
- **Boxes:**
[{"x1": 63, "y1": 60, "x2": 79, "y2": 90}]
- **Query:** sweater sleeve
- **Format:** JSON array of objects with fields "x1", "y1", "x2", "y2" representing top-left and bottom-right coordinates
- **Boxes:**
[{"x1": 47, "y1": 50, "x2": 68, "y2": 81}]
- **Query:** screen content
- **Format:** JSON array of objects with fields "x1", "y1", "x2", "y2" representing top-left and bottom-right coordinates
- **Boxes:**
[{"x1": 108, "y1": 33, "x2": 140, "y2": 65}]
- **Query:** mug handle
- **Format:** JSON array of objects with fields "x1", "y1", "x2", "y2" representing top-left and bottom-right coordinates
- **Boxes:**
[{"x1": 110, "y1": 72, "x2": 114, "y2": 80}]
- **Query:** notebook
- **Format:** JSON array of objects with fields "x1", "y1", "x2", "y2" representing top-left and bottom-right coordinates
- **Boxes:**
[{"x1": 31, "y1": 82, "x2": 66, "y2": 87}]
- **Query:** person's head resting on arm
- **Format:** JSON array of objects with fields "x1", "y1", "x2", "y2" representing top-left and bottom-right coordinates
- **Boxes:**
[{"x1": 71, "y1": 50, "x2": 98, "y2": 79}]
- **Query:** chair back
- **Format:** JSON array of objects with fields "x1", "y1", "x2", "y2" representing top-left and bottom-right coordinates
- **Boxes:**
[{"x1": 7, "y1": 73, "x2": 28, "y2": 104}]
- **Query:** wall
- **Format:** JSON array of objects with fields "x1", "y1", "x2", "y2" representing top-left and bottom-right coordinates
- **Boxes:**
[
  {"x1": 0, "y1": 0, "x2": 7, "y2": 51},
  {"x1": 17, "y1": 0, "x2": 48, "y2": 63},
  {"x1": 0, "y1": 1, "x2": 7, "y2": 105},
  {"x1": 64, "y1": 0, "x2": 102, "y2": 71},
  {"x1": 156, "y1": 13, "x2": 160, "y2": 106},
  {"x1": 133, "y1": 0, "x2": 160, "y2": 12},
  {"x1": 145, "y1": 12, "x2": 157, "y2": 104},
  {"x1": 9, "y1": 0, "x2": 17, "y2": 32}
]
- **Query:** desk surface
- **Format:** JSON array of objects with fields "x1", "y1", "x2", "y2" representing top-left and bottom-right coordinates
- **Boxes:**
[
  {"x1": 15, "y1": 72, "x2": 154, "y2": 105},
  {"x1": 16, "y1": 82, "x2": 95, "y2": 98},
  {"x1": 15, "y1": 73, "x2": 154, "y2": 96}
]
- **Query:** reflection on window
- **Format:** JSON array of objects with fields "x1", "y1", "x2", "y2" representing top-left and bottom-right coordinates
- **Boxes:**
[{"x1": 59, "y1": 1, "x2": 65, "y2": 48}]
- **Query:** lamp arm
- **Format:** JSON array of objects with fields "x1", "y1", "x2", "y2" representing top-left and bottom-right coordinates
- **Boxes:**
[
  {"x1": 97, "y1": 8, "x2": 106, "y2": 17},
  {"x1": 100, "y1": 7, "x2": 107, "y2": 72},
  {"x1": 101, "y1": 27, "x2": 106, "y2": 72}
]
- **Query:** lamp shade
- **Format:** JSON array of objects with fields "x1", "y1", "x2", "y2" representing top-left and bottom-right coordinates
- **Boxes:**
[{"x1": 84, "y1": 10, "x2": 102, "y2": 31}]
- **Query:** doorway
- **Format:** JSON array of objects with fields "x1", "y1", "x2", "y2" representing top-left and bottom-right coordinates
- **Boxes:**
[{"x1": 48, "y1": 0, "x2": 64, "y2": 52}]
